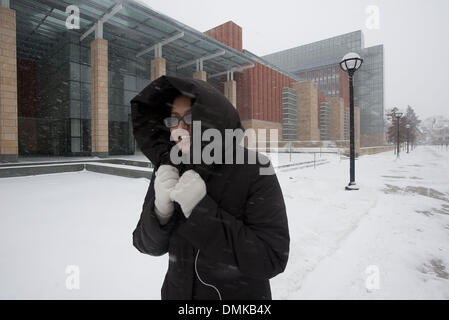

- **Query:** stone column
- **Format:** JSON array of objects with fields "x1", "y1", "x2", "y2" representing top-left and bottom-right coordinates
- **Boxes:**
[
  {"x1": 292, "y1": 81, "x2": 320, "y2": 141},
  {"x1": 91, "y1": 38, "x2": 109, "y2": 157},
  {"x1": 326, "y1": 96, "x2": 345, "y2": 141},
  {"x1": 0, "y1": 5, "x2": 18, "y2": 162},
  {"x1": 150, "y1": 57, "x2": 166, "y2": 82},
  {"x1": 355, "y1": 106, "x2": 360, "y2": 154},
  {"x1": 224, "y1": 80, "x2": 237, "y2": 108},
  {"x1": 193, "y1": 70, "x2": 207, "y2": 81}
]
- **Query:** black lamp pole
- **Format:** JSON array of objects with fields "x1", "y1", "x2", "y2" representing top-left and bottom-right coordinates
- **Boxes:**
[
  {"x1": 395, "y1": 112, "x2": 403, "y2": 158},
  {"x1": 340, "y1": 52, "x2": 363, "y2": 191},
  {"x1": 397, "y1": 117, "x2": 400, "y2": 156},
  {"x1": 348, "y1": 73, "x2": 356, "y2": 186},
  {"x1": 406, "y1": 124, "x2": 410, "y2": 153}
]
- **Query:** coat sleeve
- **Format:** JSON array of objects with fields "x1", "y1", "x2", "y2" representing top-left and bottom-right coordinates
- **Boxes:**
[
  {"x1": 132, "y1": 172, "x2": 178, "y2": 256},
  {"x1": 176, "y1": 168, "x2": 290, "y2": 280}
]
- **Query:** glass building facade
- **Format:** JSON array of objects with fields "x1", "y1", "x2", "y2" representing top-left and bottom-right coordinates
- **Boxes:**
[
  {"x1": 17, "y1": 28, "x2": 150, "y2": 156},
  {"x1": 281, "y1": 88, "x2": 297, "y2": 141},
  {"x1": 12, "y1": 0, "x2": 253, "y2": 157},
  {"x1": 262, "y1": 31, "x2": 385, "y2": 147},
  {"x1": 319, "y1": 102, "x2": 330, "y2": 141}
]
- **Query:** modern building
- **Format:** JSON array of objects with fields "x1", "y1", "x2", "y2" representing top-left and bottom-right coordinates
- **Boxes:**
[
  {"x1": 281, "y1": 88, "x2": 297, "y2": 141},
  {"x1": 0, "y1": 0, "x2": 257, "y2": 162},
  {"x1": 319, "y1": 102, "x2": 330, "y2": 141},
  {"x1": 1, "y1": 0, "x2": 369, "y2": 163},
  {"x1": 262, "y1": 31, "x2": 384, "y2": 147}
]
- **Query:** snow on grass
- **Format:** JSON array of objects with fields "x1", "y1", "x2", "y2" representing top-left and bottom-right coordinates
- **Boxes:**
[{"x1": 0, "y1": 146, "x2": 448, "y2": 299}]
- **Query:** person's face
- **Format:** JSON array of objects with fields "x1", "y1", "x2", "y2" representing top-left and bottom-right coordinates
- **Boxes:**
[{"x1": 169, "y1": 95, "x2": 192, "y2": 153}]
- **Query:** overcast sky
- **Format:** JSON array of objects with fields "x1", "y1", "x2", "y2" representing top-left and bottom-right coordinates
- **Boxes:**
[{"x1": 139, "y1": 0, "x2": 449, "y2": 121}]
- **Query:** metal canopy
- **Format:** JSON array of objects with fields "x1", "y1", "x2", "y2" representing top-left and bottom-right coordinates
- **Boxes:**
[
  {"x1": 80, "y1": 2, "x2": 123, "y2": 41},
  {"x1": 12, "y1": 0, "x2": 254, "y2": 76},
  {"x1": 136, "y1": 32, "x2": 184, "y2": 58},
  {"x1": 177, "y1": 50, "x2": 225, "y2": 71}
]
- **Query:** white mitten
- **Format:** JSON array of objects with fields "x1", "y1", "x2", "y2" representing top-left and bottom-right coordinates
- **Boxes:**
[
  {"x1": 154, "y1": 165, "x2": 179, "y2": 221},
  {"x1": 170, "y1": 170, "x2": 206, "y2": 218}
]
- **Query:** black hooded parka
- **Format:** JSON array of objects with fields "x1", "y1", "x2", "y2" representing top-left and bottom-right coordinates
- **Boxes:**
[{"x1": 131, "y1": 75, "x2": 289, "y2": 300}]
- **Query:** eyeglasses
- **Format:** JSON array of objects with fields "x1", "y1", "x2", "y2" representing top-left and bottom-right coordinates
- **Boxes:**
[{"x1": 163, "y1": 113, "x2": 192, "y2": 128}]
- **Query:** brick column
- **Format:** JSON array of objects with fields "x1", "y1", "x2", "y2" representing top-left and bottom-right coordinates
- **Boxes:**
[
  {"x1": 193, "y1": 71, "x2": 207, "y2": 81},
  {"x1": 150, "y1": 57, "x2": 166, "y2": 82},
  {"x1": 0, "y1": 6, "x2": 18, "y2": 162},
  {"x1": 326, "y1": 96, "x2": 345, "y2": 141},
  {"x1": 91, "y1": 38, "x2": 108, "y2": 157},
  {"x1": 224, "y1": 80, "x2": 237, "y2": 108},
  {"x1": 355, "y1": 106, "x2": 360, "y2": 155},
  {"x1": 292, "y1": 81, "x2": 320, "y2": 141}
]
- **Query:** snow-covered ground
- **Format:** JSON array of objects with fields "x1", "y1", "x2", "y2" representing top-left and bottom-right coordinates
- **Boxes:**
[
  {"x1": 260, "y1": 151, "x2": 332, "y2": 168},
  {"x1": 0, "y1": 146, "x2": 448, "y2": 299},
  {"x1": 274, "y1": 146, "x2": 449, "y2": 299},
  {"x1": 8, "y1": 150, "x2": 333, "y2": 168}
]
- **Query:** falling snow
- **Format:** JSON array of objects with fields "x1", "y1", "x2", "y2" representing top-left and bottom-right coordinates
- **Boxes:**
[{"x1": 1, "y1": 146, "x2": 449, "y2": 299}]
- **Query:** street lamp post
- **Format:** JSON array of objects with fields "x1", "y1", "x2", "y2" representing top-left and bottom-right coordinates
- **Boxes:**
[
  {"x1": 340, "y1": 52, "x2": 363, "y2": 191},
  {"x1": 395, "y1": 111, "x2": 403, "y2": 158},
  {"x1": 406, "y1": 124, "x2": 410, "y2": 153}
]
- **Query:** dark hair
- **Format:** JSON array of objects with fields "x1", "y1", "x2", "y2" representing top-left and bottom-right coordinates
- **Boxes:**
[{"x1": 165, "y1": 94, "x2": 195, "y2": 113}]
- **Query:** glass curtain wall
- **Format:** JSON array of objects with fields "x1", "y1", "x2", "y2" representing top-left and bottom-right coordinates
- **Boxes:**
[
  {"x1": 262, "y1": 31, "x2": 384, "y2": 146},
  {"x1": 18, "y1": 38, "x2": 70, "y2": 156},
  {"x1": 18, "y1": 33, "x2": 152, "y2": 156}
]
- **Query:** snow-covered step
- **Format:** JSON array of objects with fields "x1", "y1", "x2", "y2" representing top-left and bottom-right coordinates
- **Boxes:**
[
  {"x1": 0, "y1": 162, "x2": 153, "y2": 179},
  {"x1": 0, "y1": 158, "x2": 153, "y2": 169},
  {"x1": 84, "y1": 163, "x2": 153, "y2": 180},
  {"x1": 0, "y1": 163, "x2": 85, "y2": 178}
]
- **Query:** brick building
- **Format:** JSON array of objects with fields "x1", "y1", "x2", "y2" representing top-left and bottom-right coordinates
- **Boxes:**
[
  {"x1": 1, "y1": 0, "x2": 362, "y2": 162},
  {"x1": 263, "y1": 31, "x2": 384, "y2": 147},
  {"x1": 204, "y1": 21, "x2": 357, "y2": 147}
]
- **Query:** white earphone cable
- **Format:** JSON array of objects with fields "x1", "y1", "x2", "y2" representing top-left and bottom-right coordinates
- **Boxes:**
[{"x1": 194, "y1": 250, "x2": 222, "y2": 300}]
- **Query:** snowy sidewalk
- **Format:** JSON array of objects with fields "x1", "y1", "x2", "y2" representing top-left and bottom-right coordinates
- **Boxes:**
[
  {"x1": 0, "y1": 146, "x2": 448, "y2": 299},
  {"x1": 272, "y1": 146, "x2": 449, "y2": 299}
]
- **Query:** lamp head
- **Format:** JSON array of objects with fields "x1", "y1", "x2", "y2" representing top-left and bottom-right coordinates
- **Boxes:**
[{"x1": 340, "y1": 52, "x2": 363, "y2": 74}]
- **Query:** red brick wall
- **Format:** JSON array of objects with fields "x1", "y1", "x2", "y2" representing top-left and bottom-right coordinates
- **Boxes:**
[
  {"x1": 236, "y1": 62, "x2": 296, "y2": 122},
  {"x1": 204, "y1": 21, "x2": 242, "y2": 52},
  {"x1": 204, "y1": 22, "x2": 297, "y2": 124},
  {"x1": 339, "y1": 68, "x2": 350, "y2": 111}
]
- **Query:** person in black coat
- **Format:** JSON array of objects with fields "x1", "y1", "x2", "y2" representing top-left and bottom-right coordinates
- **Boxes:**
[{"x1": 131, "y1": 75, "x2": 289, "y2": 300}]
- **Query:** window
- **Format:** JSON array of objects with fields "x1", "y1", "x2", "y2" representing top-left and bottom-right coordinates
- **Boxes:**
[{"x1": 71, "y1": 118, "x2": 82, "y2": 153}]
